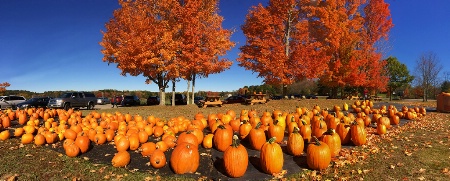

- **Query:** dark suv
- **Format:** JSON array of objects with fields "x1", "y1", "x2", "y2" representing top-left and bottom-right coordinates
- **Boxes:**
[
  {"x1": 146, "y1": 96, "x2": 160, "y2": 105},
  {"x1": 174, "y1": 94, "x2": 187, "y2": 105},
  {"x1": 122, "y1": 95, "x2": 140, "y2": 106}
]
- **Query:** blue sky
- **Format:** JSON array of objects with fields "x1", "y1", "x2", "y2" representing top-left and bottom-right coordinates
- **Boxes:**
[{"x1": 1, "y1": 0, "x2": 449, "y2": 94}]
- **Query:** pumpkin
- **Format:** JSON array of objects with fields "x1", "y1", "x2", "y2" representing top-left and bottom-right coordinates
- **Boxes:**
[
  {"x1": 267, "y1": 120, "x2": 285, "y2": 143},
  {"x1": 155, "y1": 140, "x2": 169, "y2": 152},
  {"x1": 213, "y1": 125, "x2": 233, "y2": 152},
  {"x1": 177, "y1": 130, "x2": 199, "y2": 146},
  {"x1": 75, "y1": 134, "x2": 90, "y2": 153},
  {"x1": 325, "y1": 113, "x2": 339, "y2": 130},
  {"x1": 14, "y1": 128, "x2": 24, "y2": 137},
  {"x1": 21, "y1": 133, "x2": 34, "y2": 144},
  {"x1": 170, "y1": 143, "x2": 199, "y2": 174},
  {"x1": 140, "y1": 142, "x2": 157, "y2": 157},
  {"x1": 248, "y1": 122, "x2": 266, "y2": 150},
  {"x1": 299, "y1": 120, "x2": 312, "y2": 143},
  {"x1": 306, "y1": 136, "x2": 331, "y2": 170},
  {"x1": 223, "y1": 135, "x2": 248, "y2": 178},
  {"x1": 64, "y1": 142, "x2": 80, "y2": 157},
  {"x1": 137, "y1": 131, "x2": 149, "y2": 144},
  {"x1": 389, "y1": 115, "x2": 400, "y2": 125},
  {"x1": 311, "y1": 119, "x2": 327, "y2": 138},
  {"x1": 150, "y1": 149, "x2": 166, "y2": 169},
  {"x1": 350, "y1": 121, "x2": 367, "y2": 146},
  {"x1": 202, "y1": 133, "x2": 214, "y2": 149},
  {"x1": 287, "y1": 127, "x2": 304, "y2": 156},
  {"x1": 319, "y1": 129, "x2": 341, "y2": 157},
  {"x1": 63, "y1": 129, "x2": 78, "y2": 140},
  {"x1": 335, "y1": 122, "x2": 351, "y2": 144},
  {"x1": 94, "y1": 133, "x2": 107, "y2": 145},
  {"x1": 377, "y1": 116, "x2": 391, "y2": 129},
  {"x1": 115, "y1": 136, "x2": 130, "y2": 152},
  {"x1": 377, "y1": 123, "x2": 387, "y2": 135},
  {"x1": 260, "y1": 137, "x2": 284, "y2": 174},
  {"x1": 112, "y1": 151, "x2": 131, "y2": 167},
  {"x1": 0, "y1": 130, "x2": 10, "y2": 141},
  {"x1": 238, "y1": 120, "x2": 252, "y2": 140},
  {"x1": 128, "y1": 135, "x2": 140, "y2": 151}
]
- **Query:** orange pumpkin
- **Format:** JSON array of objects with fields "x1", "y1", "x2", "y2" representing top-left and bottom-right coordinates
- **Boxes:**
[
  {"x1": 170, "y1": 143, "x2": 199, "y2": 174},
  {"x1": 306, "y1": 136, "x2": 331, "y2": 170},
  {"x1": 150, "y1": 149, "x2": 166, "y2": 169},
  {"x1": 319, "y1": 129, "x2": 341, "y2": 157},
  {"x1": 111, "y1": 151, "x2": 131, "y2": 167},
  {"x1": 287, "y1": 127, "x2": 304, "y2": 156},
  {"x1": 223, "y1": 135, "x2": 248, "y2": 178},
  {"x1": 0, "y1": 130, "x2": 10, "y2": 141},
  {"x1": 213, "y1": 125, "x2": 233, "y2": 152},
  {"x1": 75, "y1": 134, "x2": 90, "y2": 153},
  {"x1": 140, "y1": 142, "x2": 157, "y2": 157},
  {"x1": 248, "y1": 122, "x2": 266, "y2": 150},
  {"x1": 260, "y1": 137, "x2": 284, "y2": 174}
]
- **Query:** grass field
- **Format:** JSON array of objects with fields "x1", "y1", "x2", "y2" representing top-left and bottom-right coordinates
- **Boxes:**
[{"x1": 0, "y1": 99, "x2": 448, "y2": 180}]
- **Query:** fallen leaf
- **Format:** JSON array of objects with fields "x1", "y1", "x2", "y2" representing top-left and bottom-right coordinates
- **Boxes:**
[
  {"x1": 390, "y1": 165, "x2": 395, "y2": 169},
  {"x1": 418, "y1": 176, "x2": 425, "y2": 180},
  {"x1": 442, "y1": 168, "x2": 449, "y2": 173},
  {"x1": 419, "y1": 168, "x2": 426, "y2": 173}
]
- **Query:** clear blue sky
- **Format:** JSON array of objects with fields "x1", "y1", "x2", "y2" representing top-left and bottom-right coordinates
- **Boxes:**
[{"x1": 1, "y1": 0, "x2": 449, "y2": 94}]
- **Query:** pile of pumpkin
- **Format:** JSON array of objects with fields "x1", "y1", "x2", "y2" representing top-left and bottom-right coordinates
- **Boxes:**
[{"x1": 0, "y1": 100, "x2": 427, "y2": 178}]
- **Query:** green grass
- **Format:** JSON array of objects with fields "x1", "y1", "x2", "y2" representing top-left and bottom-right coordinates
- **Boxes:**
[{"x1": 0, "y1": 99, "x2": 447, "y2": 180}]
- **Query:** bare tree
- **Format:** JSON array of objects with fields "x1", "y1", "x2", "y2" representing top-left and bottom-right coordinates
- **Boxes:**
[{"x1": 414, "y1": 52, "x2": 443, "y2": 101}]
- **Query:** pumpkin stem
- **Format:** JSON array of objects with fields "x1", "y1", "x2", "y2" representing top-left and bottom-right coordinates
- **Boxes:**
[
  {"x1": 312, "y1": 136, "x2": 321, "y2": 146},
  {"x1": 293, "y1": 126, "x2": 300, "y2": 133},
  {"x1": 301, "y1": 120, "x2": 307, "y2": 126},
  {"x1": 231, "y1": 135, "x2": 240, "y2": 147},
  {"x1": 255, "y1": 122, "x2": 262, "y2": 129},
  {"x1": 325, "y1": 128, "x2": 335, "y2": 135},
  {"x1": 267, "y1": 137, "x2": 276, "y2": 144}
]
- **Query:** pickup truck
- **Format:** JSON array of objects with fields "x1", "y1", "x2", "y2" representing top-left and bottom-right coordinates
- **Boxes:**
[{"x1": 48, "y1": 92, "x2": 97, "y2": 110}]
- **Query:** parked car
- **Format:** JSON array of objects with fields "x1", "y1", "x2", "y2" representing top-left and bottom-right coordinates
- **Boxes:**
[
  {"x1": 174, "y1": 94, "x2": 187, "y2": 105},
  {"x1": 16, "y1": 97, "x2": 51, "y2": 109},
  {"x1": 0, "y1": 95, "x2": 27, "y2": 109},
  {"x1": 194, "y1": 96, "x2": 204, "y2": 105},
  {"x1": 223, "y1": 95, "x2": 246, "y2": 104},
  {"x1": 97, "y1": 97, "x2": 111, "y2": 105},
  {"x1": 122, "y1": 95, "x2": 140, "y2": 106},
  {"x1": 146, "y1": 96, "x2": 160, "y2": 105},
  {"x1": 270, "y1": 95, "x2": 283, "y2": 100},
  {"x1": 305, "y1": 94, "x2": 318, "y2": 99},
  {"x1": 48, "y1": 92, "x2": 97, "y2": 110}
]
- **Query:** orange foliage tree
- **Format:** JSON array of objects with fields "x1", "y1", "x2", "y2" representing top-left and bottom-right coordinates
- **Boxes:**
[
  {"x1": 176, "y1": 0, "x2": 234, "y2": 104},
  {"x1": 237, "y1": 0, "x2": 328, "y2": 96},
  {"x1": 239, "y1": 0, "x2": 393, "y2": 97},
  {"x1": 100, "y1": 0, "x2": 234, "y2": 105},
  {"x1": 308, "y1": 0, "x2": 393, "y2": 97},
  {"x1": 0, "y1": 82, "x2": 10, "y2": 93}
]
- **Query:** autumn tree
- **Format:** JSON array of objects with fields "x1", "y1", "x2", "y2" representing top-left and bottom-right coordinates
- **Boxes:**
[
  {"x1": 414, "y1": 51, "x2": 442, "y2": 101},
  {"x1": 238, "y1": 0, "x2": 328, "y2": 96},
  {"x1": 0, "y1": 82, "x2": 10, "y2": 93},
  {"x1": 100, "y1": 0, "x2": 233, "y2": 105},
  {"x1": 176, "y1": 0, "x2": 234, "y2": 104},
  {"x1": 307, "y1": 0, "x2": 393, "y2": 97},
  {"x1": 385, "y1": 57, "x2": 414, "y2": 100}
]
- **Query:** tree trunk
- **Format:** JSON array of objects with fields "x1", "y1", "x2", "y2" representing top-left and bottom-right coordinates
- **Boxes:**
[
  {"x1": 172, "y1": 80, "x2": 176, "y2": 106},
  {"x1": 191, "y1": 75, "x2": 196, "y2": 105},
  {"x1": 159, "y1": 84, "x2": 166, "y2": 106},
  {"x1": 186, "y1": 79, "x2": 191, "y2": 105},
  {"x1": 282, "y1": 84, "x2": 288, "y2": 97}
]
